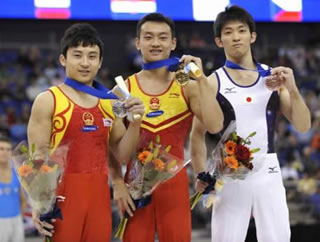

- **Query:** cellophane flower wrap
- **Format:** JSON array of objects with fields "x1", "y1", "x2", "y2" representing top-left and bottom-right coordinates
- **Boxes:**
[
  {"x1": 115, "y1": 135, "x2": 190, "y2": 239},
  {"x1": 211, "y1": 121, "x2": 260, "y2": 180},
  {"x1": 190, "y1": 121, "x2": 260, "y2": 210},
  {"x1": 11, "y1": 141, "x2": 69, "y2": 241}
]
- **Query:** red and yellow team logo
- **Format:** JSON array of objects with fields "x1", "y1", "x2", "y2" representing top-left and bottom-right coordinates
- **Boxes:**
[
  {"x1": 82, "y1": 112, "x2": 94, "y2": 126},
  {"x1": 149, "y1": 97, "x2": 160, "y2": 110}
]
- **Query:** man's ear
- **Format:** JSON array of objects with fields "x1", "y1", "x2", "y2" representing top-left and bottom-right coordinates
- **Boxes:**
[
  {"x1": 135, "y1": 37, "x2": 141, "y2": 51},
  {"x1": 98, "y1": 57, "x2": 103, "y2": 69},
  {"x1": 250, "y1": 32, "x2": 257, "y2": 44},
  {"x1": 215, "y1": 37, "x2": 223, "y2": 48},
  {"x1": 59, "y1": 54, "x2": 66, "y2": 67},
  {"x1": 171, "y1": 37, "x2": 177, "y2": 51}
]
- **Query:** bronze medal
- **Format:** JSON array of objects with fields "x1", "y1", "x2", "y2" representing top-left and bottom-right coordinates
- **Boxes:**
[{"x1": 265, "y1": 77, "x2": 282, "y2": 91}]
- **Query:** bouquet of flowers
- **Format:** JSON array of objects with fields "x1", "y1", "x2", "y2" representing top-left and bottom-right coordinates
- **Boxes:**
[
  {"x1": 114, "y1": 135, "x2": 190, "y2": 239},
  {"x1": 11, "y1": 141, "x2": 69, "y2": 242},
  {"x1": 212, "y1": 121, "x2": 260, "y2": 180},
  {"x1": 190, "y1": 121, "x2": 260, "y2": 209}
]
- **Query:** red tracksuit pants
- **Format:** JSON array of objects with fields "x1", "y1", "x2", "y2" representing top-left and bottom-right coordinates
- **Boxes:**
[
  {"x1": 52, "y1": 173, "x2": 112, "y2": 242},
  {"x1": 123, "y1": 168, "x2": 191, "y2": 242}
]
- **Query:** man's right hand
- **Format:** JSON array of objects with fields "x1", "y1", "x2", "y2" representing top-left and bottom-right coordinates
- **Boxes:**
[
  {"x1": 32, "y1": 210, "x2": 55, "y2": 237},
  {"x1": 194, "y1": 171, "x2": 209, "y2": 194},
  {"x1": 113, "y1": 179, "x2": 136, "y2": 218}
]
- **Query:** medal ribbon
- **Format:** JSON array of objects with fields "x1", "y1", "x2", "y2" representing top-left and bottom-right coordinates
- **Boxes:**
[
  {"x1": 142, "y1": 57, "x2": 180, "y2": 72},
  {"x1": 225, "y1": 60, "x2": 271, "y2": 77},
  {"x1": 64, "y1": 78, "x2": 118, "y2": 99}
]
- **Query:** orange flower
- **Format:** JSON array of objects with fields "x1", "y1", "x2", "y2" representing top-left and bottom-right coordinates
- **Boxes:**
[
  {"x1": 18, "y1": 165, "x2": 32, "y2": 177},
  {"x1": 40, "y1": 165, "x2": 53, "y2": 173},
  {"x1": 138, "y1": 150, "x2": 152, "y2": 165},
  {"x1": 224, "y1": 141, "x2": 237, "y2": 155},
  {"x1": 153, "y1": 158, "x2": 165, "y2": 171},
  {"x1": 224, "y1": 156, "x2": 239, "y2": 169}
]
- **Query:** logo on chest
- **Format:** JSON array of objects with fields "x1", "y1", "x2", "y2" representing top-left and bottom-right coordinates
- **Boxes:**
[
  {"x1": 147, "y1": 97, "x2": 164, "y2": 118},
  {"x1": 82, "y1": 112, "x2": 98, "y2": 132},
  {"x1": 169, "y1": 92, "x2": 180, "y2": 98},
  {"x1": 103, "y1": 118, "x2": 113, "y2": 127},
  {"x1": 224, "y1": 87, "x2": 237, "y2": 94},
  {"x1": 242, "y1": 95, "x2": 256, "y2": 105},
  {"x1": 149, "y1": 97, "x2": 161, "y2": 110}
]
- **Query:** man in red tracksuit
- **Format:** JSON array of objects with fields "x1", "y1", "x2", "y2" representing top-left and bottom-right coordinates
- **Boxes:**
[
  {"x1": 110, "y1": 13, "x2": 223, "y2": 242},
  {"x1": 27, "y1": 23, "x2": 145, "y2": 242}
]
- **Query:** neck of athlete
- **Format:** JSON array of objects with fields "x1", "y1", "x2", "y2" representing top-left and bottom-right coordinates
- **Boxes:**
[
  {"x1": 226, "y1": 50, "x2": 256, "y2": 70},
  {"x1": 140, "y1": 66, "x2": 174, "y2": 83},
  {"x1": 0, "y1": 161, "x2": 10, "y2": 171}
]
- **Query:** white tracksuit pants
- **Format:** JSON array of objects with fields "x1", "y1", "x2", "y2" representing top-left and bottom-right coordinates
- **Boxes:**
[{"x1": 211, "y1": 153, "x2": 291, "y2": 242}]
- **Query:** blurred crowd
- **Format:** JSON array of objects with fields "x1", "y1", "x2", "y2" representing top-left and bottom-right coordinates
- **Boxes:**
[{"x1": 1, "y1": 31, "x2": 320, "y2": 235}]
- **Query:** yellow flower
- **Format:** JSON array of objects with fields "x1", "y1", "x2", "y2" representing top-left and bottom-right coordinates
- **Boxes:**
[
  {"x1": 224, "y1": 140, "x2": 237, "y2": 155},
  {"x1": 224, "y1": 156, "x2": 239, "y2": 169},
  {"x1": 167, "y1": 160, "x2": 177, "y2": 170}
]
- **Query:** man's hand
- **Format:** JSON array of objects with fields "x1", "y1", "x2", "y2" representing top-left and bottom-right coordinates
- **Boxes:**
[
  {"x1": 124, "y1": 96, "x2": 145, "y2": 121},
  {"x1": 194, "y1": 178, "x2": 208, "y2": 194},
  {"x1": 113, "y1": 179, "x2": 136, "y2": 218},
  {"x1": 179, "y1": 55, "x2": 205, "y2": 79},
  {"x1": 265, "y1": 66, "x2": 297, "y2": 92},
  {"x1": 32, "y1": 210, "x2": 55, "y2": 237}
]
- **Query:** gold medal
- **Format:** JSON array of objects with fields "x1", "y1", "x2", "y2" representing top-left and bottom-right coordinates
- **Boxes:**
[{"x1": 175, "y1": 63, "x2": 190, "y2": 86}]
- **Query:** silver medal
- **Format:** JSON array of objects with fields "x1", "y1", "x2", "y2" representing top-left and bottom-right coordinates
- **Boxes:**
[{"x1": 112, "y1": 100, "x2": 128, "y2": 118}]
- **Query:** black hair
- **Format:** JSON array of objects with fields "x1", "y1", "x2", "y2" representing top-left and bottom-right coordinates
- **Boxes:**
[
  {"x1": 60, "y1": 23, "x2": 104, "y2": 59},
  {"x1": 214, "y1": 5, "x2": 256, "y2": 38},
  {"x1": 136, "y1": 13, "x2": 176, "y2": 38},
  {"x1": 0, "y1": 135, "x2": 11, "y2": 144}
]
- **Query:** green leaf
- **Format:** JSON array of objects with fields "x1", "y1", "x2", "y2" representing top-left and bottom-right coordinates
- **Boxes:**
[
  {"x1": 31, "y1": 143, "x2": 36, "y2": 154},
  {"x1": 248, "y1": 131, "x2": 257, "y2": 138},
  {"x1": 148, "y1": 141, "x2": 154, "y2": 150},
  {"x1": 153, "y1": 146, "x2": 160, "y2": 159},
  {"x1": 20, "y1": 145, "x2": 28, "y2": 154},
  {"x1": 250, "y1": 148, "x2": 260, "y2": 153},
  {"x1": 156, "y1": 135, "x2": 160, "y2": 144},
  {"x1": 165, "y1": 145, "x2": 172, "y2": 153},
  {"x1": 232, "y1": 132, "x2": 237, "y2": 141}
]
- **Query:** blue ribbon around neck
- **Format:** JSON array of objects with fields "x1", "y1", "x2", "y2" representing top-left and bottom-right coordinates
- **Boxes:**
[
  {"x1": 142, "y1": 57, "x2": 180, "y2": 72},
  {"x1": 64, "y1": 78, "x2": 119, "y2": 99},
  {"x1": 225, "y1": 60, "x2": 271, "y2": 77}
]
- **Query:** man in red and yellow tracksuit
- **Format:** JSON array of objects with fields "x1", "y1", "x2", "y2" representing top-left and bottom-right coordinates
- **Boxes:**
[
  {"x1": 27, "y1": 23, "x2": 144, "y2": 242},
  {"x1": 111, "y1": 13, "x2": 223, "y2": 242},
  {"x1": 48, "y1": 86, "x2": 114, "y2": 241},
  {"x1": 123, "y1": 74, "x2": 193, "y2": 242}
]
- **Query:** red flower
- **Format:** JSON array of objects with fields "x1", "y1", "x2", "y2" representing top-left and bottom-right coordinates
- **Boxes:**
[
  {"x1": 33, "y1": 159, "x2": 45, "y2": 168},
  {"x1": 234, "y1": 145, "x2": 251, "y2": 161}
]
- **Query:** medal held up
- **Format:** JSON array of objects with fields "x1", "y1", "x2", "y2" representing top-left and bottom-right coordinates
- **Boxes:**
[
  {"x1": 175, "y1": 62, "x2": 201, "y2": 86},
  {"x1": 264, "y1": 75, "x2": 283, "y2": 91},
  {"x1": 112, "y1": 76, "x2": 141, "y2": 122}
]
